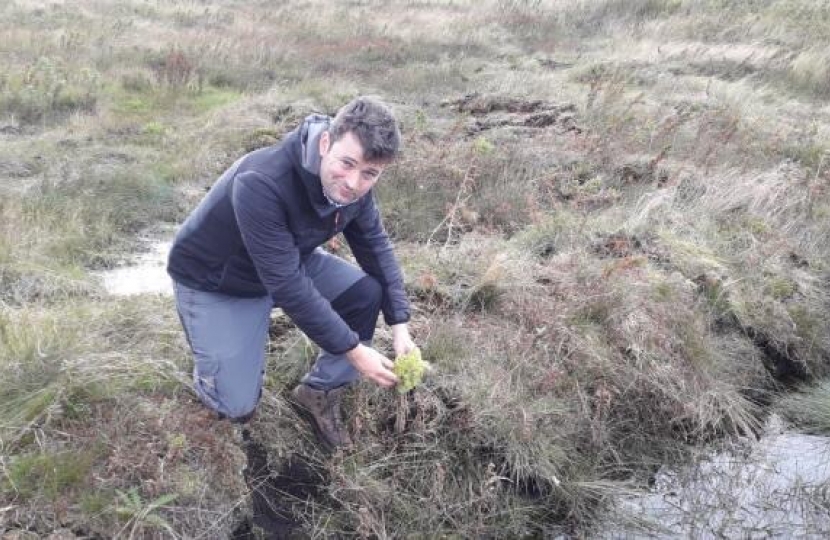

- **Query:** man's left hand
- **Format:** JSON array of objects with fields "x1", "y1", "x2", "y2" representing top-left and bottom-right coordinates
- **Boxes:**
[{"x1": 391, "y1": 323, "x2": 416, "y2": 359}]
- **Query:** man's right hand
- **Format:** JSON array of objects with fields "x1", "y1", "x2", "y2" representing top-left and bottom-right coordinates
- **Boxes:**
[{"x1": 345, "y1": 344, "x2": 399, "y2": 388}]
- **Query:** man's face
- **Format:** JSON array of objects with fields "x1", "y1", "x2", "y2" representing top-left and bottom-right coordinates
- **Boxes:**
[{"x1": 318, "y1": 130, "x2": 385, "y2": 205}]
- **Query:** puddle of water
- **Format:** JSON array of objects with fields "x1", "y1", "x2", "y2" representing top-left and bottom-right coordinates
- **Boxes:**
[
  {"x1": 97, "y1": 238, "x2": 173, "y2": 296},
  {"x1": 599, "y1": 415, "x2": 830, "y2": 538}
]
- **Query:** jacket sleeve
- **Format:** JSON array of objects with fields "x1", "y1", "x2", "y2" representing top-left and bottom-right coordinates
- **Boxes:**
[
  {"x1": 232, "y1": 170, "x2": 360, "y2": 354},
  {"x1": 343, "y1": 194, "x2": 411, "y2": 326}
]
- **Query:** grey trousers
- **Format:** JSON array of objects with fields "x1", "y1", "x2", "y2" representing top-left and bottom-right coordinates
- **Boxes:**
[{"x1": 174, "y1": 248, "x2": 368, "y2": 419}]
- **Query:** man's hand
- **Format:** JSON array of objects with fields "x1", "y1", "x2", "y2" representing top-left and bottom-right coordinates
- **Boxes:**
[
  {"x1": 391, "y1": 323, "x2": 416, "y2": 359},
  {"x1": 346, "y1": 344, "x2": 399, "y2": 388}
]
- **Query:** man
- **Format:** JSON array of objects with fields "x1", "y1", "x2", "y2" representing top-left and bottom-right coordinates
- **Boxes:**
[{"x1": 167, "y1": 96, "x2": 415, "y2": 449}]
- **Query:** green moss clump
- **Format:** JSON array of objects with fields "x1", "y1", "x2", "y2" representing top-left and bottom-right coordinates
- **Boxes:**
[{"x1": 393, "y1": 348, "x2": 429, "y2": 393}]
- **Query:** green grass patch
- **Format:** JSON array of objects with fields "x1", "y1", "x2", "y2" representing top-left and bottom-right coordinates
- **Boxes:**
[
  {"x1": 765, "y1": 275, "x2": 796, "y2": 300},
  {"x1": 2, "y1": 449, "x2": 98, "y2": 500},
  {"x1": 109, "y1": 84, "x2": 241, "y2": 119},
  {"x1": 20, "y1": 165, "x2": 179, "y2": 266},
  {"x1": 80, "y1": 489, "x2": 115, "y2": 515},
  {"x1": 788, "y1": 304, "x2": 821, "y2": 343},
  {"x1": 114, "y1": 93, "x2": 157, "y2": 115},
  {"x1": 515, "y1": 211, "x2": 582, "y2": 258},
  {"x1": 187, "y1": 86, "x2": 242, "y2": 113},
  {"x1": 422, "y1": 321, "x2": 471, "y2": 371}
]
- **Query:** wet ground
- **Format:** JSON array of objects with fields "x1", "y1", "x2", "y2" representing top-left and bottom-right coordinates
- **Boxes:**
[
  {"x1": 599, "y1": 415, "x2": 830, "y2": 538},
  {"x1": 101, "y1": 237, "x2": 830, "y2": 538},
  {"x1": 99, "y1": 235, "x2": 330, "y2": 538},
  {"x1": 96, "y1": 235, "x2": 173, "y2": 296}
]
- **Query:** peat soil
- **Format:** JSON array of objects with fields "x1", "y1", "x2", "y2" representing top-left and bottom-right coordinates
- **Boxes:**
[{"x1": 232, "y1": 429, "x2": 329, "y2": 540}]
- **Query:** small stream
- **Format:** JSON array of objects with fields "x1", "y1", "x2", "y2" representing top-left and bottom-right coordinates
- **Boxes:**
[{"x1": 598, "y1": 414, "x2": 830, "y2": 538}]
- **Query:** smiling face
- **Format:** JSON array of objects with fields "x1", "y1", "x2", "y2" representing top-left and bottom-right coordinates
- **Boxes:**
[{"x1": 318, "y1": 130, "x2": 386, "y2": 205}]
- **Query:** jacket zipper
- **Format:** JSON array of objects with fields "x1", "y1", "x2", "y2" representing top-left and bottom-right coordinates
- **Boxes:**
[{"x1": 332, "y1": 210, "x2": 341, "y2": 236}]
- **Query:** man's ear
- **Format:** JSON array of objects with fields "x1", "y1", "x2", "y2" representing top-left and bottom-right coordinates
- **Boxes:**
[{"x1": 319, "y1": 130, "x2": 331, "y2": 156}]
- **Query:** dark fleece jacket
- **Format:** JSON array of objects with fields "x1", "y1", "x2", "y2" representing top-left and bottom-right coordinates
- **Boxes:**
[{"x1": 167, "y1": 115, "x2": 410, "y2": 355}]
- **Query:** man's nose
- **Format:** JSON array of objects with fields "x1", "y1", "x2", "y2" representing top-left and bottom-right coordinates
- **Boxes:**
[{"x1": 345, "y1": 170, "x2": 360, "y2": 190}]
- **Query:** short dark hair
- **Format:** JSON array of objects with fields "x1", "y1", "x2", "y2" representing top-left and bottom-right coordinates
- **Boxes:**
[{"x1": 329, "y1": 96, "x2": 401, "y2": 163}]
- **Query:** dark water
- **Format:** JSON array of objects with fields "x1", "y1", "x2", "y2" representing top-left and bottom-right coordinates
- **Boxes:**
[{"x1": 598, "y1": 415, "x2": 830, "y2": 538}]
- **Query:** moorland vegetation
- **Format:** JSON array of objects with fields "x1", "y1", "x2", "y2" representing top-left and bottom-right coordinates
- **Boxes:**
[{"x1": 2, "y1": 0, "x2": 830, "y2": 537}]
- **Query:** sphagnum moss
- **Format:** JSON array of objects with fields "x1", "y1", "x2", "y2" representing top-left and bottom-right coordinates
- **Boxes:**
[{"x1": 393, "y1": 347, "x2": 431, "y2": 393}]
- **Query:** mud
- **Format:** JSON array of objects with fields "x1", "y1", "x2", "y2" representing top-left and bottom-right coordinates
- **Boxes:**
[
  {"x1": 442, "y1": 93, "x2": 580, "y2": 135},
  {"x1": 693, "y1": 272, "x2": 811, "y2": 383},
  {"x1": 592, "y1": 232, "x2": 670, "y2": 264},
  {"x1": 746, "y1": 326, "x2": 809, "y2": 383},
  {"x1": 236, "y1": 429, "x2": 329, "y2": 539}
]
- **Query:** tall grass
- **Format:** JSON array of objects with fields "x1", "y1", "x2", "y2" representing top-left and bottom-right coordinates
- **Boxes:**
[
  {"x1": 777, "y1": 381, "x2": 830, "y2": 434},
  {"x1": 788, "y1": 47, "x2": 830, "y2": 98},
  {"x1": 0, "y1": 296, "x2": 247, "y2": 535},
  {"x1": 0, "y1": 57, "x2": 101, "y2": 125}
]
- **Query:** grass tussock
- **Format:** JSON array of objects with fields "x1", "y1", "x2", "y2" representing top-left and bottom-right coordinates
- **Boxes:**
[
  {"x1": 777, "y1": 381, "x2": 830, "y2": 435},
  {"x1": 244, "y1": 230, "x2": 777, "y2": 535},
  {"x1": 0, "y1": 57, "x2": 101, "y2": 125},
  {"x1": 788, "y1": 47, "x2": 830, "y2": 98},
  {"x1": 0, "y1": 298, "x2": 185, "y2": 446}
]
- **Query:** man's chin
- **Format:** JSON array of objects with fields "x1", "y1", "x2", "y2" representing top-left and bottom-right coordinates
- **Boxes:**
[
  {"x1": 323, "y1": 187, "x2": 352, "y2": 206},
  {"x1": 334, "y1": 192, "x2": 359, "y2": 205},
  {"x1": 341, "y1": 190, "x2": 360, "y2": 203}
]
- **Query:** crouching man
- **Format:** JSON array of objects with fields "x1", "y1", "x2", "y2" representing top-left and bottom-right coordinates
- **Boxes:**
[{"x1": 167, "y1": 96, "x2": 415, "y2": 449}]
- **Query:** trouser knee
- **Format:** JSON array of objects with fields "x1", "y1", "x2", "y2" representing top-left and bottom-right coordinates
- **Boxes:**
[
  {"x1": 301, "y1": 276, "x2": 381, "y2": 391},
  {"x1": 330, "y1": 275, "x2": 382, "y2": 341},
  {"x1": 173, "y1": 281, "x2": 270, "y2": 426}
]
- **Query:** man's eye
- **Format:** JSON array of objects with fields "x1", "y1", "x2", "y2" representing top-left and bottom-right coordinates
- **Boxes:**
[{"x1": 340, "y1": 160, "x2": 354, "y2": 169}]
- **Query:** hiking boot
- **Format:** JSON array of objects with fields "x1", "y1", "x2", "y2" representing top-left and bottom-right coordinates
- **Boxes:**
[{"x1": 290, "y1": 384, "x2": 353, "y2": 450}]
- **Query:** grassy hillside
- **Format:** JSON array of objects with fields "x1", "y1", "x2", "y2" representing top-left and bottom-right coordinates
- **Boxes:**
[{"x1": 2, "y1": 0, "x2": 829, "y2": 537}]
